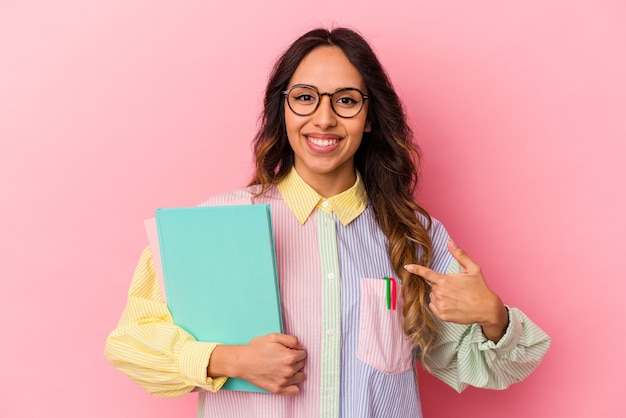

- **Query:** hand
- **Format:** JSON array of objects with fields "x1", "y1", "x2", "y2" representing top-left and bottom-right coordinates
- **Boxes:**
[
  {"x1": 208, "y1": 333, "x2": 307, "y2": 396},
  {"x1": 404, "y1": 239, "x2": 509, "y2": 342}
]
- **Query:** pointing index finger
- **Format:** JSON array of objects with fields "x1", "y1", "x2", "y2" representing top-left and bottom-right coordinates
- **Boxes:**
[{"x1": 404, "y1": 264, "x2": 440, "y2": 285}]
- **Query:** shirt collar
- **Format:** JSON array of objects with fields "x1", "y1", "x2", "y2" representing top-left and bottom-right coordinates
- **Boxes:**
[{"x1": 277, "y1": 167, "x2": 367, "y2": 226}]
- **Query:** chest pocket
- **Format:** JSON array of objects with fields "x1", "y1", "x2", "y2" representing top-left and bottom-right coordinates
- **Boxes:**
[{"x1": 357, "y1": 278, "x2": 413, "y2": 375}]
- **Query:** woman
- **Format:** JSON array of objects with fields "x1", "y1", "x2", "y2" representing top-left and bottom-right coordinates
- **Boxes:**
[{"x1": 105, "y1": 27, "x2": 550, "y2": 418}]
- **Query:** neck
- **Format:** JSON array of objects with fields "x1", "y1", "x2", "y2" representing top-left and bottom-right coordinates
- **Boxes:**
[{"x1": 297, "y1": 168, "x2": 356, "y2": 198}]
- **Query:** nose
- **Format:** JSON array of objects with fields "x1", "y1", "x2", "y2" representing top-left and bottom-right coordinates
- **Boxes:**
[{"x1": 311, "y1": 94, "x2": 338, "y2": 129}]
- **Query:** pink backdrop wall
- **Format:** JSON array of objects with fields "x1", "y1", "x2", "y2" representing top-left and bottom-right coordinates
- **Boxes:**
[{"x1": 1, "y1": 1, "x2": 624, "y2": 417}]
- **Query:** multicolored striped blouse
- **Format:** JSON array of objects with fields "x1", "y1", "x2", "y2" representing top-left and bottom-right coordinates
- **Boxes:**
[{"x1": 105, "y1": 167, "x2": 550, "y2": 418}]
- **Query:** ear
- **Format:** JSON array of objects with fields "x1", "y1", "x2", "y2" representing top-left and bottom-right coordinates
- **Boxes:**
[{"x1": 364, "y1": 119, "x2": 372, "y2": 133}]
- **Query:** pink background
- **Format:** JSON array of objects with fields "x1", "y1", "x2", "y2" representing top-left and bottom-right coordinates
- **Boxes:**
[{"x1": 1, "y1": 1, "x2": 624, "y2": 417}]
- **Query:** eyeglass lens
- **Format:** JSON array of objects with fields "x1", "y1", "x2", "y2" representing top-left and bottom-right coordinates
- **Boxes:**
[{"x1": 286, "y1": 86, "x2": 365, "y2": 118}]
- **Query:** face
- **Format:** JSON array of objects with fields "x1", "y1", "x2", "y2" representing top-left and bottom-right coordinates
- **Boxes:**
[{"x1": 284, "y1": 46, "x2": 371, "y2": 196}]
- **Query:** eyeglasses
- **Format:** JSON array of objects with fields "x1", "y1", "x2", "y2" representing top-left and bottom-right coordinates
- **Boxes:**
[{"x1": 282, "y1": 84, "x2": 369, "y2": 118}]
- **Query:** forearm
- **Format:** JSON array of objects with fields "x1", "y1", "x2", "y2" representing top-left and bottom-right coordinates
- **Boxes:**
[
  {"x1": 104, "y1": 247, "x2": 227, "y2": 396},
  {"x1": 425, "y1": 307, "x2": 550, "y2": 392},
  {"x1": 105, "y1": 319, "x2": 225, "y2": 397},
  {"x1": 207, "y1": 344, "x2": 243, "y2": 378},
  {"x1": 479, "y1": 297, "x2": 510, "y2": 343}
]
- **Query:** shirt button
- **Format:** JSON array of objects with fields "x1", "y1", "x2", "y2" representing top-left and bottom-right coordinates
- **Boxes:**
[
  {"x1": 327, "y1": 273, "x2": 335, "y2": 280},
  {"x1": 321, "y1": 201, "x2": 329, "y2": 208},
  {"x1": 326, "y1": 329, "x2": 335, "y2": 336},
  {"x1": 326, "y1": 388, "x2": 334, "y2": 395}
]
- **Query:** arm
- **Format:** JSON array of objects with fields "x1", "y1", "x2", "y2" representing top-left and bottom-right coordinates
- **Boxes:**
[
  {"x1": 104, "y1": 247, "x2": 227, "y2": 397},
  {"x1": 405, "y1": 241, "x2": 550, "y2": 392},
  {"x1": 425, "y1": 302, "x2": 550, "y2": 392},
  {"x1": 104, "y1": 247, "x2": 307, "y2": 397}
]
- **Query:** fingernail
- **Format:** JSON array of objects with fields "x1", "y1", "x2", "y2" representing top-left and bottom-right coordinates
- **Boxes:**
[
  {"x1": 403, "y1": 264, "x2": 412, "y2": 272},
  {"x1": 448, "y1": 239, "x2": 457, "y2": 250}
]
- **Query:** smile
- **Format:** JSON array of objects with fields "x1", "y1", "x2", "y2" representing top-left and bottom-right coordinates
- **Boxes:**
[{"x1": 306, "y1": 136, "x2": 340, "y2": 147}]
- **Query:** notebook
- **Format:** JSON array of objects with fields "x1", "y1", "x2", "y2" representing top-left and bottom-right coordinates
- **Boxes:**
[{"x1": 150, "y1": 204, "x2": 283, "y2": 392}]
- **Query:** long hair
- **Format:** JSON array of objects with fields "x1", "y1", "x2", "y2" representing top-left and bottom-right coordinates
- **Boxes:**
[{"x1": 249, "y1": 28, "x2": 438, "y2": 362}]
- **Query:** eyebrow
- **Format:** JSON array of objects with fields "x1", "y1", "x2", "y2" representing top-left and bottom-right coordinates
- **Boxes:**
[{"x1": 287, "y1": 83, "x2": 366, "y2": 93}]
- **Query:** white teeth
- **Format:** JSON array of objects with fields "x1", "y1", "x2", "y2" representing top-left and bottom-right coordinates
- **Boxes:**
[{"x1": 307, "y1": 137, "x2": 339, "y2": 147}]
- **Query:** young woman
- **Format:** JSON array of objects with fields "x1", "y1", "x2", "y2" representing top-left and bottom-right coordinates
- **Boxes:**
[{"x1": 105, "y1": 27, "x2": 550, "y2": 418}]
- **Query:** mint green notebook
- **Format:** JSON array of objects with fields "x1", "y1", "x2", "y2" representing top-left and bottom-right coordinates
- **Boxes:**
[{"x1": 155, "y1": 204, "x2": 283, "y2": 392}]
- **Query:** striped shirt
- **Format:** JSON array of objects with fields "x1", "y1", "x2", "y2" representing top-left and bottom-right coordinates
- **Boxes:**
[{"x1": 105, "y1": 167, "x2": 550, "y2": 418}]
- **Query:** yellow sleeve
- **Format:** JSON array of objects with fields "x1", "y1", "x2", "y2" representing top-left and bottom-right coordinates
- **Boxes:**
[{"x1": 104, "y1": 247, "x2": 228, "y2": 397}]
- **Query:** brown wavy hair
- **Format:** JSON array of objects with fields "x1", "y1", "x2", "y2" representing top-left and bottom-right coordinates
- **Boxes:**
[{"x1": 249, "y1": 28, "x2": 438, "y2": 362}]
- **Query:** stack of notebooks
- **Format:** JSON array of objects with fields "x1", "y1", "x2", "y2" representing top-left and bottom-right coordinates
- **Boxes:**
[{"x1": 146, "y1": 204, "x2": 283, "y2": 392}]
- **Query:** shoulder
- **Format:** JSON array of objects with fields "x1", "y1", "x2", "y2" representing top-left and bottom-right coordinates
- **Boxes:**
[
  {"x1": 198, "y1": 184, "x2": 278, "y2": 206},
  {"x1": 416, "y1": 213, "x2": 454, "y2": 274},
  {"x1": 414, "y1": 212, "x2": 448, "y2": 242}
]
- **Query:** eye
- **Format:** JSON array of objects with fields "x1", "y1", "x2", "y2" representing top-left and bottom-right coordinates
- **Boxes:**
[
  {"x1": 336, "y1": 96, "x2": 358, "y2": 106},
  {"x1": 334, "y1": 92, "x2": 361, "y2": 108},
  {"x1": 294, "y1": 94, "x2": 317, "y2": 103},
  {"x1": 288, "y1": 86, "x2": 319, "y2": 106}
]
